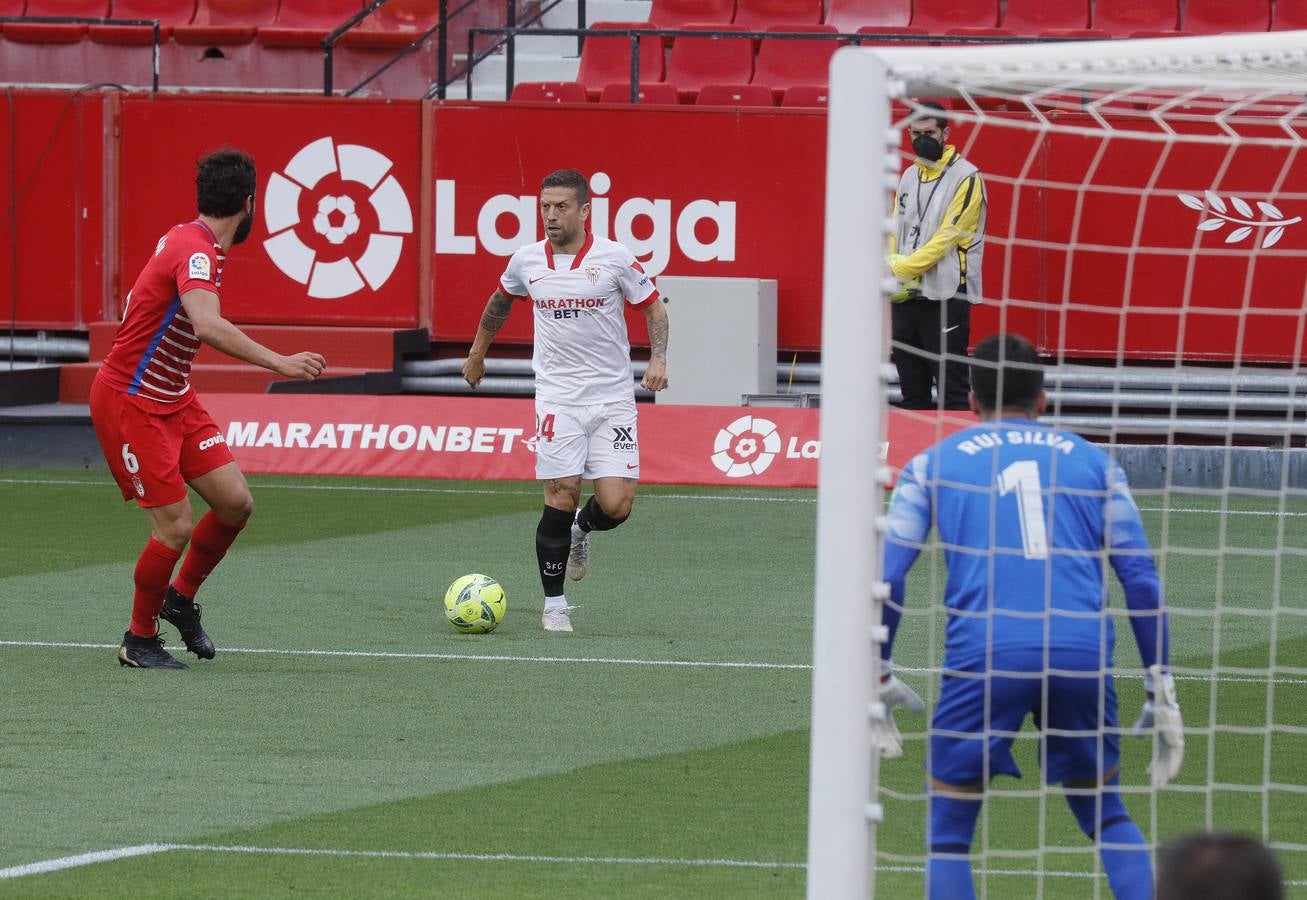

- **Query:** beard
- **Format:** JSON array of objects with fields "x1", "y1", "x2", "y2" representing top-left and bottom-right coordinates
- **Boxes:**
[{"x1": 232, "y1": 210, "x2": 254, "y2": 245}]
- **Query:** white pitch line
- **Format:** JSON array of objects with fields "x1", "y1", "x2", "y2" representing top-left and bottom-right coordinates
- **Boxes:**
[
  {"x1": 4, "y1": 477, "x2": 1305, "y2": 514},
  {"x1": 0, "y1": 844, "x2": 170, "y2": 879},
  {"x1": 0, "y1": 477, "x2": 812, "y2": 504},
  {"x1": 174, "y1": 844, "x2": 805, "y2": 869},
  {"x1": 7, "y1": 843, "x2": 1304, "y2": 886},
  {"x1": 3, "y1": 639, "x2": 1307, "y2": 685},
  {"x1": 0, "y1": 640, "x2": 809, "y2": 671}
]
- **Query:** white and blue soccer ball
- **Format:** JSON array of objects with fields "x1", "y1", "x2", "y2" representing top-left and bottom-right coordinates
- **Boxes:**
[{"x1": 443, "y1": 574, "x2": 507, "y2": 634}]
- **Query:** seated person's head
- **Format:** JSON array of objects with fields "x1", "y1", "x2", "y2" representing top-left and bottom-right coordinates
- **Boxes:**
[{"x1": 1157, "y1": 832, "x2": 1283, "y2": 900}]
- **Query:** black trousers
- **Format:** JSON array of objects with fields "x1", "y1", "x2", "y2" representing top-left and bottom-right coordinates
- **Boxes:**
[{"x1": 890, "y1": 294, "x2": 972, "y2": 410}]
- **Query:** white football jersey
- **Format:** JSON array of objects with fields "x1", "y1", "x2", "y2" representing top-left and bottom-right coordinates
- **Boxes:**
[{"x1": 499, "y1": 233, "x2": 659, "y2": 406}]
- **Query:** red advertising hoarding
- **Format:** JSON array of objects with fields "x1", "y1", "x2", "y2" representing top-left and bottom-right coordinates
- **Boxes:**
[
  {"x1": 116, "y1": 94, "x2": 425, "y2": 327},
  {"x1": 201, "y1": 394, "x2": 975, "y2": 488},
  {"x1": 0, "y1": 90, "x2": 108, "y2": 329},
  {"x1": 4, "y1": 90, "x2": 1302, "y2": 362},
  {"x1": 430, "y1": 103, "x2": 828, "y2": 350}
]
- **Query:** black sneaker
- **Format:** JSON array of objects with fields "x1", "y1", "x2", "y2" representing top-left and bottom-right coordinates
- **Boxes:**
[
  {"x1": 160, "y1": 588, "x2": 216, "y2": 660},
  {"x1": 118, "y1": 631, "x2": 188, "y2": 669}
]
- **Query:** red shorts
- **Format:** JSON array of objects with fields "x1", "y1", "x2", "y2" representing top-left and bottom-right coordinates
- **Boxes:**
[{"x1": 89, "y1": 377, "x2": 235, "y2": 508}]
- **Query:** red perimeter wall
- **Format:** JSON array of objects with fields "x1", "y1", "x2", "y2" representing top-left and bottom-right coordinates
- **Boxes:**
[{"x1": 1, "y1": 89, "x2": 1303, "y2": 362}]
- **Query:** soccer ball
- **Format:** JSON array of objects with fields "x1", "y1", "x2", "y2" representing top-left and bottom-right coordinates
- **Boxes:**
[{"x1": 443, "y1": 574, "x2": 506, "y2": 634}]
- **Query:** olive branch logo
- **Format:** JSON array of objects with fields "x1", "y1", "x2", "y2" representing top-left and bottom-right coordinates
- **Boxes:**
[{"x1": 1177, "y1": 191, "x2": 1300, "y2": 249}]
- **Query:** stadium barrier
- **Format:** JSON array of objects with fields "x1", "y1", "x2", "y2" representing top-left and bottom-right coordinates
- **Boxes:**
[
  {"x1": 4, "y1": 88, "x2": 1303, "y2": 361},
  {"x1": 199, "y1": 394, "x2": 974, "y2": 487}
]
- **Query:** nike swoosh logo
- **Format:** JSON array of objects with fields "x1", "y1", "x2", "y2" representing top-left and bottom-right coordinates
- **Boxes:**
[
  {"x1": 626, "y1": 463, "x2": 639, "y2": 469},
  {"x1": 528, "y1": 274, "x2": 548, "y2": 285},
  {"x1": 943, "y1": 325, "x2": 960, "y2": 334}
]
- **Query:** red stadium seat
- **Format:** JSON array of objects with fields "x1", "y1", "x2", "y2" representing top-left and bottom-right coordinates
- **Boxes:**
[
  {"x1": 649, "y1": 0, "x2": 734, "y2": 30},
  {"x1": 257, "y1": 0, "x2": 362, "y2": 48},
  {"x1": 732, "y1": 0, "x2": 822, "y2": 32},
  {"x1": 911, "y1": 0, "x2": 998, "y2": 31},
  {"x1": 1002, "y1": 0, "x2": 1088, "y2": 34},
  {"x1": 597, "y1": 81, "x2": 681, "y2": 103},
  {"x1": 1272, "y1": 0, "x2": 1307, "y2": 30},
  {"x1": 825, "y1": 0, "x2": 910, "y2": 32},
  {"x1": 89, "y1": 0, "x2": 196, "y2": 45},
  {"x1": 1183, "y1": 0, "x2": 1270, "y2": 34},
  {"x1": 1039, "y1": 28, "x2": 1110, "y2": 40},
  {"x1": 663, "y1": 23, "x2": 754, "y2": 102},
  {"x1": 338, "y1": 0, "x2": 439, "y2": 49},
  {"x1": 1126, "y1": 29, "x2": 1190, "y2": 38},
  {"x1": 173, "y1": 0, "x2": 278, "y2": 45},
  {"x1": 752, "y1": 24, "x2": 839, "y2": 102},
  {"x1": 3, "y1": 0, "x2": 104, "y2": 42},
  {"x1": 944, "y1": 26, "x2": 1014, "y2": 40},
  {"x1": 510, "y1": 80, "x2": 590, "y2": 103},
  {"x1": 696, "y1": 82, "x2": 775, "y2": 106},
  {"x1": 781, "y1": 84, "x2": 827, "y2": 106},
  {"x1": 853, "y1": 24, "x2": 929, "y2": 47},
  {"x1": 575, "y1": 21, "x2": 664, "y2": 98},
  {"x1": 1091, "y1": 0, "x2": 1178, "y2": 37},
  {"x1": 0, "y1": 0, "x2": 26, "y2": 16}
]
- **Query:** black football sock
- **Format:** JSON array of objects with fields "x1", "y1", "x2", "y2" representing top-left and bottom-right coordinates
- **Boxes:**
[
  {"x1": 575, "y1": 495, "x2": 627, "y2": 533},
  {"x1": 535, "y1": 505, "x2": 573, "y2": 598}
]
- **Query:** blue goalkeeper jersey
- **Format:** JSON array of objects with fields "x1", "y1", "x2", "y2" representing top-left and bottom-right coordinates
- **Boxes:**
[{"x1": 882, "y1": 417, "x2": 1167, "y2": 673}]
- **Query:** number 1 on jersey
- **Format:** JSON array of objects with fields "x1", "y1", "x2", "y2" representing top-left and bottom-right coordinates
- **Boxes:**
[{"x1": 998, "y1": 460, "x2": 1049, "y2": 559}]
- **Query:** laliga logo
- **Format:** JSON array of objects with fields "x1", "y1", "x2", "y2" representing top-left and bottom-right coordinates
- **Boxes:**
[
  {"x1": 436, "y1": 171, "x2": 735, "y2": 276},
  {"x1": 263, "y1": 137, "x2": 413, "y2": 299},
  {"x1": 712, "y1": 415, "x2": 782, "y2": 478}
]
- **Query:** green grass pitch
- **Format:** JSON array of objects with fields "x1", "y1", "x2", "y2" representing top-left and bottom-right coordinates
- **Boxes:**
[{"x1": 0, "y1": 470, "x2": 1303, "y2": 897}]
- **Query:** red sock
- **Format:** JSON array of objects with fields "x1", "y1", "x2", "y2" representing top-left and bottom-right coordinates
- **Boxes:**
[
  {"x1": 131, "y1": 537, "x2": 182, "y2": 637},
  {"x1": 172, "y1": 511, "x2": 245, "y2": 599}
]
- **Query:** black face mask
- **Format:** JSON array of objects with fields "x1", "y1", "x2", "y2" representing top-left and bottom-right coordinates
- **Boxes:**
[
  {"x1": 912, "y1": 134, "x2": 944, "y2": 162},
  {"x1": 232, "y1": 209, "x2": 254, "y2": 245}
]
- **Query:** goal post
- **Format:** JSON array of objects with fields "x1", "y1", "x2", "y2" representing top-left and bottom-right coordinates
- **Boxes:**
[
  {"x1": 806, "y1": 46, "x2": 893, "y2": 900},
  {"x1": 809, "y1": 31, "x2": 1307, "y2": 899}
]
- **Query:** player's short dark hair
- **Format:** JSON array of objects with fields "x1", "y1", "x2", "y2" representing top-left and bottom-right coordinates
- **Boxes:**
[
  {"x1": 970, "y1": 333, "x2": 1044, "y2": 414},
  {"x1": 196, "y1": 148, "x2": 256, "y2": 218},
  {"x1": 912, "y1": 100, "x2": 950, "y2": 132},
  {"x1": 541, "y1": 169, "x2": 590, "y2": 205},
  {"x1": 1157, "y1": 832, "x2": 1284, "y2": 900}
]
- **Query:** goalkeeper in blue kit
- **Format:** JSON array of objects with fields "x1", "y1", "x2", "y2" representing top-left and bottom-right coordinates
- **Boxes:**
[{"x1": 878, "y1": 333, "x2": 1184, "y2": 900}]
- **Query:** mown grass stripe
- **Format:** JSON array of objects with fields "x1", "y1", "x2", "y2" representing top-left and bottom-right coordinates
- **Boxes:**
[{"x1": 3, "y1": 476, "x2": 1304, "y2": 515}]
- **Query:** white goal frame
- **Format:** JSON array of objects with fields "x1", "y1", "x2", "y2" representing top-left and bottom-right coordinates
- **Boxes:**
[{"x1": 807, "y1": 30, "x2": 1307, "y2": 900}]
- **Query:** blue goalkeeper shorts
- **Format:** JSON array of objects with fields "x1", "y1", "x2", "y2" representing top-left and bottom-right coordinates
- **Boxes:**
[{"x1": 929, "y1": 660, "x2": 1120, "y2": 787}]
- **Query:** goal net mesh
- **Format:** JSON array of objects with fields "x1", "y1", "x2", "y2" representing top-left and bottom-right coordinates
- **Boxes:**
[{"x1": 812, "y1": 33, "x2": 1307, "y2": 899}]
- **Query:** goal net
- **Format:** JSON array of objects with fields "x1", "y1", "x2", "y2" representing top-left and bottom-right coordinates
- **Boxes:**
[{"x1": 810, "y1": 32, "x2": 1307, "y2": 899}]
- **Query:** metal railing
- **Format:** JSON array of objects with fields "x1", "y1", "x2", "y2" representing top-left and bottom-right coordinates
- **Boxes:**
[
  {"x1": 0, "y1": 17, "x2": 161, "y2": 92},
  {"x1": 322, "y1": 0, "x2": 507, "y2": 98},
  {"x1": 436, "y1": 0, "x2": 584, "y2": 101},
  {"x1": 462, "y1": 24, "x2": 1076, "y2": 103},
  {"x1": 322, "y1": 0, "x2": 473, "y2": 98}
]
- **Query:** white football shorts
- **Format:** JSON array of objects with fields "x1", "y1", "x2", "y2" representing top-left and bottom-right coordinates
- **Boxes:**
[{"x1": 533, "y1": 397, "x2": 640, "y2": 480}]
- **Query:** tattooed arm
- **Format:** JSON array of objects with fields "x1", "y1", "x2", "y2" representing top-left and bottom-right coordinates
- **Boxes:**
[
  {"x1": 462, "y1": 288, "x2": 515, "y2": 389},
  {"x1": 640, "y1": 298, "x2": 669, "y2": 392}
]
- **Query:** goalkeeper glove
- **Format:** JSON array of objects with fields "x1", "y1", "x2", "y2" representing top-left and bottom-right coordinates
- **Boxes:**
[
  {"x1": 872, "y1": 662, "x2": 926, "y2": 759},
  {"x1": 1132, "y1": 664, "x2": 1185, "y2": 786},
  {"x1": 885, "y1": 254, "x2": 921, "y2": 303}
]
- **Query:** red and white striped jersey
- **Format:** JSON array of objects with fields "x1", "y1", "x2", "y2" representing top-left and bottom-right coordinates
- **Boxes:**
[{"x1": 97, "y1": 220, "x2": 224, "y2": 406}]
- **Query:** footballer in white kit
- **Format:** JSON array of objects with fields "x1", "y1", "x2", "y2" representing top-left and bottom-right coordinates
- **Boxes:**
[{"x1": 462, "y1": 169, "x2": 670, "y2": 633}]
